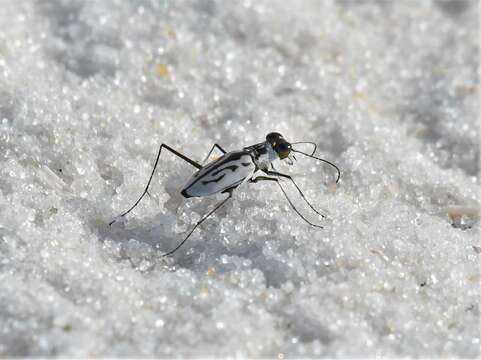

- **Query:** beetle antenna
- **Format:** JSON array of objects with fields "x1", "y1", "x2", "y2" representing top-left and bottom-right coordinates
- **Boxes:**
[
  {"x1": 291, "y1": 141, "x2": 317, "y2": 156},
  {"x1": 291, "y1": 149, "x2": 341, "y2": 183}
]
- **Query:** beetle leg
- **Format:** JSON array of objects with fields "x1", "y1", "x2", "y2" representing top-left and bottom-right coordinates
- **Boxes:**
[
  {"x1": 201, "y1": 143, "x2": 228, "y2": 165},
  {"x1": 109, "y1": 144, "x2": 202, "y2": 225},
  {"x1": 161, "y1": 191, "x2": 233, "y2": 257}
]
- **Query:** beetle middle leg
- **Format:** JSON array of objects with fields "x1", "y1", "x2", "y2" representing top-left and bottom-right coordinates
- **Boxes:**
[
  {"x1": 263, "y1": 169, "x2": 326, "y2": 218},
  {"x1": 201, "y1": 143, "x2": 227, "y2": 165}
]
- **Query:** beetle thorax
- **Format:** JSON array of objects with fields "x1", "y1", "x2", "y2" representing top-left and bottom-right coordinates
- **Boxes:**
[{"x1": 254, "y1": 143, "x2": 277, "y2": 170}]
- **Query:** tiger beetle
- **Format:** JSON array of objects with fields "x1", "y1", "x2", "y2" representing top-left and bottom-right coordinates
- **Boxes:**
[{"x1": 110, "y1": 132, "x2": 340, "y2": 257}]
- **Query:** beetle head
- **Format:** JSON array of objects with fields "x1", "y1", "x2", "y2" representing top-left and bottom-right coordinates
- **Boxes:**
[{"x1": 266, "y1": 132, "x2": 292, "y2": 160}]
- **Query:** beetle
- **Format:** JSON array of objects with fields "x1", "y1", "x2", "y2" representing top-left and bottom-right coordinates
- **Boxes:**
[{"x1": 110, "y1": 132, "x2": 340, "y2": 257}]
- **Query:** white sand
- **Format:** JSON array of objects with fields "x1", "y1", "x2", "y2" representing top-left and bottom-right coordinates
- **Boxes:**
[{"x1": 0, "y1": 0, "x2": 479, "y2": 357}]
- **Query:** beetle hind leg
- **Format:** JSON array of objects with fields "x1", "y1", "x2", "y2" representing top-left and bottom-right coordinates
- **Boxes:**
[{"x1": 109, "y1": 144, "x2": 202, "y2": 225}]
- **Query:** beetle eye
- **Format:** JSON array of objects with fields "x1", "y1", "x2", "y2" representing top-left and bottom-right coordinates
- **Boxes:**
[{"x1": 277, "y1": 143, "x2": 291, "y2": 152}]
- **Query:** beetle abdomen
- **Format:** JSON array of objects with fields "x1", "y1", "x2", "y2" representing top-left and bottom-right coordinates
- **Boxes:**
[{"x1": 181, "y1": 151, "x2": 255, "y2": 198}]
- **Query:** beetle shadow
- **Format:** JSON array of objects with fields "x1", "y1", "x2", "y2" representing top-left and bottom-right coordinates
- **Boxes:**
[
  {"x1": 86, "y1": 194, "x2": 234, "y2": 268},
  {"x1": 83, "y1": 177, "x2": 331, "y2": 289}
]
